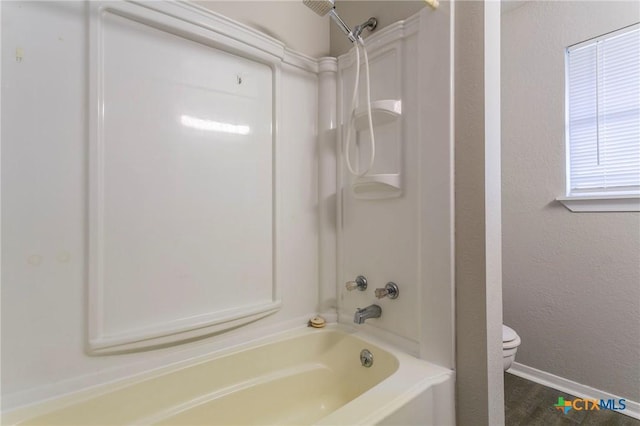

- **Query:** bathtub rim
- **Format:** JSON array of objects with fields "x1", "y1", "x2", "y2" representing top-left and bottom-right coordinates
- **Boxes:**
[{"x1": 2, "y1": 323, "x2": 453, "y2": 426}]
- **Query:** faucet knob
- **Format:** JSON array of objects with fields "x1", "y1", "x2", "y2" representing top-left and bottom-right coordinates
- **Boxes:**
[
  {"x1": 375, "y1": 282, "x2": 399, "y2": 299},
  {"x1": 374, "y1": 288, "x2": 388, "y2": 298},
  {"x1": 345, "y1": 275, "x2": 367, "y2": 291}
]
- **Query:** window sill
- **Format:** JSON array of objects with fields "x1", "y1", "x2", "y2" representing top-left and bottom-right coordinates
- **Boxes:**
[{"x1": 556, "y1": 195, "x2": 640, "y2": 212}]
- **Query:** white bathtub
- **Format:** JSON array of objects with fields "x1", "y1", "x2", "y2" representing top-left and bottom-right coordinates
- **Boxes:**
[{"x1": 3, "y1": 325, "x2": 455, "y2": 425}]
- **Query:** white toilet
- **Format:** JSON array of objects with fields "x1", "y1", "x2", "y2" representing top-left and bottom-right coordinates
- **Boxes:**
[{"x1": 502, "y1": 324, "x2": 521, "y2": 371}]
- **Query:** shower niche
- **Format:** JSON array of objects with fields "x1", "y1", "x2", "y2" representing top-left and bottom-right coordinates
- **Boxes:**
[{"x1": 338, "y1": 36, "x2": 404, "y2": 200}]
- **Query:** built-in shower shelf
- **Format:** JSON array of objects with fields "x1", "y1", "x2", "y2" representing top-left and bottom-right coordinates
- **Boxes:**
[
  {"x1": 353, "y1": 99, "x2": 402, "y2": 130},
  {"x1": 352, "y1": 174, "x2": 402, "y2": 200}
]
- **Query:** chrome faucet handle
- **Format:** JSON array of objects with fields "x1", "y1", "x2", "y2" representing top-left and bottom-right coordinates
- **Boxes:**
[
  {"x1": 375, "y1": 282, "x2": 399, "y2": 299},
  {"x1": 346, "y1": 275, "x2": 368, "y2": 291}
]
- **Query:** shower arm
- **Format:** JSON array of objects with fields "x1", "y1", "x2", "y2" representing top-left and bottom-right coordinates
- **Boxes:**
[
  {"x1": 330, "y1": 12, "x2": 378, "y2": 43},
  {"x1": 352, "y1": 17, "x2": 378, "y2": 40},
  {"x1": 329, "y1": 9, "x2": 357, "y2": 43}
]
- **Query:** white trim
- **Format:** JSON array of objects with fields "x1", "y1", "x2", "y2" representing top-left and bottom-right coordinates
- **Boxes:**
[
  {"x1": 509, "y1": 362, "x2": 640, "y2": 420},
  {"x1": 556, "y1": 195, "x2": 640, "y2": 212},
  {"x1": 89, "y1": 303, "x2": 283, "y2": 353},
  {"x1": 132, "y1": 1, "x2": 320, "y2": 73},
  {"x1": 282, "y1": 49, "x2": 320, "y2": 73},
  {"x1": 318, "y1": 56, "x2": 338, "y2": 74},
  {"x1": 135, "y1": 1, "x2": 286, "y2": 60},
  {"x1": 568, "y1": 22, "x2": 640, "y2": 52}
]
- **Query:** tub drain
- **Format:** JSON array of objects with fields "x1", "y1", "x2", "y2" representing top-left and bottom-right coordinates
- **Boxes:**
[{"x1": 360, "y1": 349, "x2": 374, "y2": 367}]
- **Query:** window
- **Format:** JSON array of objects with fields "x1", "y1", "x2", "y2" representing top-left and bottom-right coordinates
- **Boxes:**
[{"x1": 559, "y1": 24, "x2": 640, "y2": 212}]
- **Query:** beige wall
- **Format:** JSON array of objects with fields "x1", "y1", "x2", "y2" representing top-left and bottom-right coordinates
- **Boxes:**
[
  {"x1": 455, "y1": 1, "x2": 505, "y2": 424},
  {"x1": 193, "y1": 1, "x2": 425, "y2": 60},
  {"x1": 194, "y1": 1, "x2": 330, "y2": 57},
  {"x1": 502, "y1": 1, "x2": 640, "y2": 401},
  {"x1": 329, "y1": 0, "x2": 426, "y2": 56}
]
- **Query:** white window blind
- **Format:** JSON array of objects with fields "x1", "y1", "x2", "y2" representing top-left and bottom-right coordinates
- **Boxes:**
[{"x1": 566, "y1": 24, "x2": 640, "y2": 197}]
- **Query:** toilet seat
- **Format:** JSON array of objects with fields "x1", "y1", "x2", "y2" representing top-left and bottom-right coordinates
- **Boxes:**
[
  {"x1": 502, "y1": 325, "x2": 521, "y2": 350},
  {"x1": 502, "y1": 324, "x2": 521, "y2": 371},
  {"x1": 503, "y1": 335, "x2": 521, "y2": 350}
]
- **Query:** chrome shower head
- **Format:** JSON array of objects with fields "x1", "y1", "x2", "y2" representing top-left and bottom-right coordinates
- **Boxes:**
[
  {"x1": 302, "y1": 0, "x2": 335, "y2": 17},
  {"x1": 303, "y1": 0, "x2": 358, "y2": 43}
]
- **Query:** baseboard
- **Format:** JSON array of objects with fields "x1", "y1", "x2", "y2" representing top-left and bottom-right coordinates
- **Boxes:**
[{"x1": 509, "y1": 362, "x2": 640, "y2": 420}]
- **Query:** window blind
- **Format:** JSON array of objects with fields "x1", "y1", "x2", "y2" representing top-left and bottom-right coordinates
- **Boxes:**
[{"x1": 566, "y1": 24, "x2": 640, "y2": 196}]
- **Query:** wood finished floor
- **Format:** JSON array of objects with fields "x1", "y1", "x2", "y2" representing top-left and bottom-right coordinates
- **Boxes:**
[{"x1": 505, "y1": 373, "x2": 640, "y2": 426}]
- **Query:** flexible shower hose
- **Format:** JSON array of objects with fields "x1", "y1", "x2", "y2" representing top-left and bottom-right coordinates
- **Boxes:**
[{"x1": 344, "y1": 36, "x2": 375, "y2": 177}]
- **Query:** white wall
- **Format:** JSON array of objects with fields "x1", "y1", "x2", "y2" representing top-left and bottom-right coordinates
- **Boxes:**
[
  {"x1": 502, "y1": 0, "x2": 640, "y2": 402},
  {"x1": 194, "y1": 0, "x2": 330, "y2": 58},
  {"x1": 1, "y1": 1, "x2": 320, "y2": 409}
]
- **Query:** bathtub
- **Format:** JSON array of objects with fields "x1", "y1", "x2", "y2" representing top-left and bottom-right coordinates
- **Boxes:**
[{"x1": 3, "y1": 325, "x2": 455, "y2": 425}]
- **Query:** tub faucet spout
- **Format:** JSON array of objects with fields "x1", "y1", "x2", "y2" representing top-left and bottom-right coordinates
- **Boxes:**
[{"x1": 354, "y1": 304, "x2": 382, "y2": 324}]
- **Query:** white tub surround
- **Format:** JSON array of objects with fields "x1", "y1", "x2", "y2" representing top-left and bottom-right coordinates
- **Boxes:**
[
  {"x1": 2, "y1": 0, "x2": 320, "y2": 407},
  {"x1": 1, "y1": 0, "x2": 456, "y2": 419},
  {"x1": 336, "y1": 5, "x2": 455, "y2": 368},
  {"x1": 3, "y1": 326, "x2": 455, "y2": 426}
]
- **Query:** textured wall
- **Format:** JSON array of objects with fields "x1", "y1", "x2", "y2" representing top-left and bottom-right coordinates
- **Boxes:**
[
  {"x1": 502, "y1": 1, "x2": 640, "y2": 401},
  {"x1": 455, "y1": 1, "x2": 505, "y2": 425}
]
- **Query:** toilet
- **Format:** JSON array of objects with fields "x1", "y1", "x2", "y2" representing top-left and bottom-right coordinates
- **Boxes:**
[{"x1": 502, "y1": 324, "x2": 521, "y2": 371}]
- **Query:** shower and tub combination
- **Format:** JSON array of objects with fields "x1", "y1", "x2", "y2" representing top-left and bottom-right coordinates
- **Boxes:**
[
  {"x1": 2, "y1": 0, "x2": 456, "y2": 424},
  {"x1": 4, "y1": 328, "x2": 454, "y2": 425}
]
